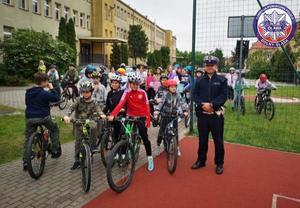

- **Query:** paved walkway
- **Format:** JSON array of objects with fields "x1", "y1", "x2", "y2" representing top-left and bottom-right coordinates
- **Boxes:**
[{"x1": 0, "y1": 86, "x2": 188, "y2": 208}]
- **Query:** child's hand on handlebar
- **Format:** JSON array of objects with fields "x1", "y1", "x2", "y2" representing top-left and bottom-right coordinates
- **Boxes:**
[{"x1": 108, "y1": 116, "x2": 114, "y2": 121}]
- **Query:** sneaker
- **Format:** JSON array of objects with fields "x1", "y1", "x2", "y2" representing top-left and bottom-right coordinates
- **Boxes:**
[
  {"x1": 156, "y1": 145, "x2": 162, "y2": 156},
  {"x1": 177, "y1": 147, "x2": 181, "y2": 157},
  {"x1": 147, "y1": 156, "x2": 154, "y2": 172},
  {"x1": 70, "y1": 161, "x2": 80, "y2": 170},
  {"x1": 23, "y1": 161, "x2": 28, "y2": 171},
  {"x1": 216, "y1": 164, "x2": 224, "y2": 175}
]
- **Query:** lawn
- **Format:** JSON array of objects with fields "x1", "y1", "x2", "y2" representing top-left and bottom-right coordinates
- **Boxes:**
[
  {"x1": 245, "y1": 85, "x2": 300, "y2": 98},
  {"x1": 223, "y1": 101, "x2": 300, "y2": 153},
  {"x1": 0, "y1": 106, "x2": 74, "y2": 165}
]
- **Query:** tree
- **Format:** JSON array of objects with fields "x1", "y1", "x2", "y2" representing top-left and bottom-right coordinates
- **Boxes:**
[
  {"x1": 110, "y1": 43, "x2": 121, "y2": 68},
  {"x1": 58, "y1": 17, "x2": 67, "y2": 43},
  {"x1": 147, "y1": 52, "x2": 156, "y2": 68},
  {"x1": 160, "y1": 46, "x2": 170, "y2": 68},
  {"x1": 120, "y1": 43, "x2": 129, "y2": 65},
  {"x1": 246, "y1": 50, "x2": 272, "y2": 79},
  {"x1": 270, "y1": 44, "x2": 295, "y2": 82},
  {"x1": 128, "y1": 25, "x2": 148, "y2": 64},
  {"x1": 66, "y1": 19, "x2": 76, "y2": 50},
  {"x1": 2, "y1": 29, "x2": 76, "y2": 79},
  {"x1": 153, "y1": 50, "x2": 162, "y2": 67}
]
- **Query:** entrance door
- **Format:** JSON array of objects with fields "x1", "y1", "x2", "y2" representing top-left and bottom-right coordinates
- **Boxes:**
[{"x1": 80, "y1": 43, "x2": 91, "y2": 65}]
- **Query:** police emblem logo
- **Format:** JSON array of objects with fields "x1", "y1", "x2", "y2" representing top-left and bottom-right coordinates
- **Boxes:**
[{"x1": 253, "y1": 4, "x2": 297, "y2": 47}]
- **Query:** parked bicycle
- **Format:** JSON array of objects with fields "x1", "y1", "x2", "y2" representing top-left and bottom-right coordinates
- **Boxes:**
[
  {"x1": 25, "y1": 124, "x2": 61, "y2": 179},
  {"x1": 255, "y1": 87, "x2": 276, "y2": 121},
  {"x1": 106, "y1": 116, "x2": 142, "y2": 193}
]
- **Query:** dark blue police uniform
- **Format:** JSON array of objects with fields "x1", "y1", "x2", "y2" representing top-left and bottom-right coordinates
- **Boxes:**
[{"x1": 192, "y1": 72, "x2": 227, "y2": 167}]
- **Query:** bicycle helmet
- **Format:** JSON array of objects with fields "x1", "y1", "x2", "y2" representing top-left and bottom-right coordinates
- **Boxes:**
[
  {"x1": 166, "y1": 79, "x2": 177, "y2": 88},
  {"x1": 184, "y1": 65, "x2": 193, "y2": 72},
  {"x1": 128, "y1": 73, "x2": 141, "y2": 83},
  {"x1": 117, "y1": 67, "x2": 126, "y2": 75},
  {"x1": 160, "y1": 74, "x2": 168, "y2": 81},
  {"x1": 111, "y1": 74, "x2": 122, "y2": 83},
  {"x1": 85, "y1": 65, "x2": 96, "y2": 77},
  {"x1": 259, "y1": 74, "x2": 267, "y2": 82},
  {"x1": 80, "y1": 81, "x2": 94, "y2": 92},
  {"x1": 91, "y1": 71, "x2": 101, "y2": 79}
]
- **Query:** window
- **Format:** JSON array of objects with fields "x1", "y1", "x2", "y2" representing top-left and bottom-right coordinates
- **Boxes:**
[
  {"x1": 105, "y1": 3, "x2": 108, "y2": 20},
  {"x1": 2, "y1": 0, "x2": 12, "y2": 5},
  {"x1": 32, "y1": 0, "x2": 40, "y2": 13},
  {"x1": 3, "y1": 26, "x2": 13, "y2": 39},
  {"x1": 105, "y1": 29, "x2": 108, "y2": 37},
  {"x1": 110, "y1": 31, "x2": 112, "y2": 37},
  {"x1": 44, "y1": 0, "x2": 51, "y2": 17},
  {"x1": 54, "y1": 3, "x2": 60, "y2": 20},
  {"x1": 80, "y1": 13, "x2": 85, "y2": 28},
  {"x1": 73, "y1": 10, "x2": 78, "y2": 25},
  {"x1": 86, "y1": 15, "x2": 90, "y2": 30},
  {"x1": 64, "y1": 6, "x2": 69, "y2": 20},
  {"x1": 19, "y1": 0, "x2": 26, "y2": 9}
]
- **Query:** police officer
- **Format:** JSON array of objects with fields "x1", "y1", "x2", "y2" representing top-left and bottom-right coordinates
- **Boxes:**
[{"x1": 192, "y1": 55, "x2": 228, "y2": 175}]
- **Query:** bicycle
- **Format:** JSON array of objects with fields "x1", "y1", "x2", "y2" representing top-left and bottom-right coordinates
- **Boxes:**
[
  {"x1": 58, "y1": 84, "x2": 77, "y2": 110},
  {"x1": 25, "y1": 124, "x2": 61, "y2": 179},
  {"x1": 106, "y1": 116, "x2": 142, "y2": 193},
  {"x1": 161, "y1": 115, "x2": 179, "y2": 174},
  {"x1": 234, "y1": 94, "x2": 246, "y2": 115},
  {"x1": 255, "y1": 87, "x2": 276, "y2": 121},
  {"x1": 68, "y1": 118, "x2": 97, "y2": 192}
]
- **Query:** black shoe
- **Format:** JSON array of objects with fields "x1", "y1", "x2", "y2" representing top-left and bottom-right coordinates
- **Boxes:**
[
  {"x1": 51, "y1": 150, "x2": 61, "y2": 159},
  {"x1": 23, "y1": 161, "x2": 28, "y2": 171},
  {"x1": 191, "y1": 160, "x2": 206, "y2": 170},
  {"x1": 216, "y1": 164, "x2": 224, "y2": 175},
  {"x1": 70, "y1": 161, "x2": 80, "y2": 170}
]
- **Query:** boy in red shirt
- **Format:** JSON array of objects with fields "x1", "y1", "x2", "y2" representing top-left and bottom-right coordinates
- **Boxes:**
[{"x1": 108, "y1": 73, "x2": 154, "y2": 172}]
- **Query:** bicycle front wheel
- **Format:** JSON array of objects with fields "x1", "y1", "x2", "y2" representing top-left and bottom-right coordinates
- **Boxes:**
[
  {"x1": 26, "y1": 133, "x2": 46, "y2": 179},
  {"x1": 264, "y1": 99, "x2": 275, "y2": 121},
  {"x1": 80, "y1": 142, "x2": 92, "y2": 192},
  {"x1": 166, "y1": 136, "x2": 178, "y2": 174},
  {"x1": 100, "y1": 130, "x2": 115, "y2": 167},
  {"x1": 106, "y1": 140, "x2": 135, "y2": 193},
  {"x1": 58, "y1": 91, "x2": 68, "y2": 110}
]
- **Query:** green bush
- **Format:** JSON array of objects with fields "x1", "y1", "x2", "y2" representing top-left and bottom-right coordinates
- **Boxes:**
[{"x1": 2, "y1": 29, "x2": 76, "y2": 81}]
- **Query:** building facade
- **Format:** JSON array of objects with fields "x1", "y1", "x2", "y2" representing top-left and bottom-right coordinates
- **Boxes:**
[
  {"x1": 197, "y1": 0, "x2": 300, "y2": 56},
  {"x1": 0, "y1": 0, "x2": 176, "y2": 66}
]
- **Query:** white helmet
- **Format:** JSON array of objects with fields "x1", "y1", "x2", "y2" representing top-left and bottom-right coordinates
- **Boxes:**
[
  {"x1": 128, "y1": 73, "x2": 141, "y2": 83},
  {"x1": 111, "y1": 74, "x2": 122, "y2": 83}
]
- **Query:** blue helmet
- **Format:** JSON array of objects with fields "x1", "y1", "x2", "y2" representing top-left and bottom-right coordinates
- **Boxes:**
[
  {"x1": 85, "y1": 65, "x2": 97, "y2": 77},
  {"x1": 184, "y1": 65, "x2": 193, "y2": 72},
  {"x1": 204, "y1": 55, "x2": 219, "y2": 66}
]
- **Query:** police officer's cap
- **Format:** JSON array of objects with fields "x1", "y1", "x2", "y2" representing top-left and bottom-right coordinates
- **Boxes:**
[{"x1": 204, "y1": 55, "x2": 219, "y2": 66}]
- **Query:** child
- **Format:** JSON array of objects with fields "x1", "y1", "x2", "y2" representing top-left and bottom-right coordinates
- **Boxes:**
[
  {"x1": 64, "y1": 81, "x2": 103, "y2": 170},
  {"x1": 47, "y1": 64, "x2": 60, "y2": 97},
  {"x1": 154, "y1": 79, "x2": 188, "y2": 156},
  {"x1": 24, "y1": 73, "x2": 61, "y2": 170},
  {"x1": 102, "y1": 74, "x2": 125, "y2": 143},
  {"x1": 91, "y1": 71, "x2": 106, "y2": 110},
  {"x1": 108, "y1": 73, "x2": 154, "y2": 172}
]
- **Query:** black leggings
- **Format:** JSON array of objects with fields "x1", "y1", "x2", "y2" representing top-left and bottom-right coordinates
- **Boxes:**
[{"x1": 136, "y1": 119, "x2": 152, "y2": 156}]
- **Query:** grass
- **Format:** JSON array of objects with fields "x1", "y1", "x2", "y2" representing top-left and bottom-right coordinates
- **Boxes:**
[
  {"x1": 192, "y1": 101, "x2": 300, "y2": 153},
  {"x1": 0, "y1": 108, "x2": 74, "y2": 165},
  {"x1": 245, "y1": 86, "x2": 300, "y2": 98}
]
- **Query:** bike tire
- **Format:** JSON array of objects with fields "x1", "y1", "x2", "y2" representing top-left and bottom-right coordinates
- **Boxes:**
[
  {"x1": 100, "y1": 131, "x2": 115, "y2": 167},
  {"x1": 133, "y1": 135, "x2": 141, "y2": 163},
  {"x1": 26, "y1": 132, "x2": 46, "y2": 179},
  {"x1": 58, "y1": 91, "x2": 68, "y2": 110},
  {"x1": 166, "y1": 136, "x2": 178, "y2": 174},
  {"x1": 80, "y1": 142, "x2": 92, "y2": 193},
  {"x1": 264, "y1": 99, "x2": 275, "y2": 121},
  {"x1": 184, "y1": 114, "x2": 190, "y2": 128},
  {"x1": 106, "y1": 140, "x2": 135, "y2": 193}
]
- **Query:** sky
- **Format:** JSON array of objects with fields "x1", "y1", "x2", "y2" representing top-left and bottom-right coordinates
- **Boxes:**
[{"x1": 122, "y1": 0, "x2": 193, "y2": 52}]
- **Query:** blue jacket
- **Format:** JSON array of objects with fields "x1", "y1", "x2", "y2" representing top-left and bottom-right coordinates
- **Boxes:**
[
  {"x1": 25, "y1": 87, "x2": 60, "y2": 119},
  {"x1": 193, "y1": 73, "x2": 227, "y2": 112}
]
